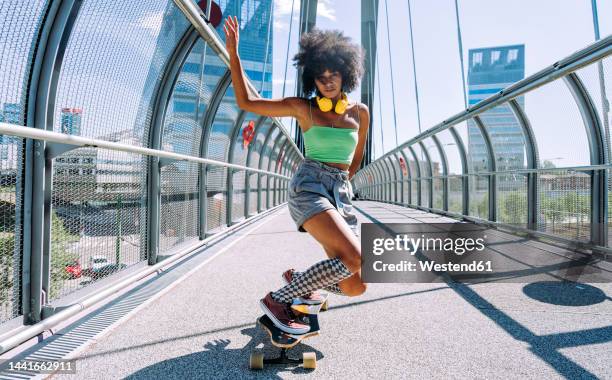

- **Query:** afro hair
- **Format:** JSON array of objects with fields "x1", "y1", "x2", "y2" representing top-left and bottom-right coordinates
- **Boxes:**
[{"x1": 292, "y1": 28, "x2": 365, "y2": 97}]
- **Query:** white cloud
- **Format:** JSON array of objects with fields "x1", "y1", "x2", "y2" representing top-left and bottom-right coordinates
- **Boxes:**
[{"x1": 317, "y1": 0, "x2": 336, "y2": 21}]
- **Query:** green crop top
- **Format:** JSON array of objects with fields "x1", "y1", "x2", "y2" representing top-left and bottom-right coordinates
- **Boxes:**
[{"x1": 303, "y1": 100, "x2": 360, "y2": 165}]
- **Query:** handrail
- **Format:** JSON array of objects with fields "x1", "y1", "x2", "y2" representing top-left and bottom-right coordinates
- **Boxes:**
[
  {"x1": 172, "y1": 0, "x2": 303, "y2": 159},
  {"x1": 0, "y1": 122, "x2": 290, "y2": 179}
]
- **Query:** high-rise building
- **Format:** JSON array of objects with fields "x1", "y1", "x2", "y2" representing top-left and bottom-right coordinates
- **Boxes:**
[
  {"x1": 61, "y1": 108, "x2": 83, "y2": 135},
  {"x1": 467, "y1": 45, "x2": 525, "y2": 172}
]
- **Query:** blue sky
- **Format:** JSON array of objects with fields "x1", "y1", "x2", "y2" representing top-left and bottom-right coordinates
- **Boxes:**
[{"x1": 271, "y1": 0, "x2": 611, "y2": 165}]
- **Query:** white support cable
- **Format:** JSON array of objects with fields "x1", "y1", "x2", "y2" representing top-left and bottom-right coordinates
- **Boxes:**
[
  {"x1": 260, "y1": 0, "x2": 274, "y2": 94},
  {"x1": 376, "y1": 51, "x2": 385, "y2": 158},
  {"x1": 282, "y1": 0, "x2": 296, "y2": 98},
  {"x1": 454, "y1": 0, "x2": 468, "y2": 109},
  {"x1": 407, "y1": 0, "x2": 422, "y2": 135},
  {"x1": 383, "y1": 0, "x2": 399, "y2": 148},
  {"x1": 0, "y1": 122, "x2": 290, "y2": 179},
  {"x1": 282, "y1": 0, "x2": 296, "y2": 139}
]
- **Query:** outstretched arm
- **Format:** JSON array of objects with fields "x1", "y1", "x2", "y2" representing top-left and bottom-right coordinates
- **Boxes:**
[
  {"x1": 223, "y1": 16, "x2": 304, "y2": 119},
  {"x1": 348, "y1": 104, "x2": 370, "y2": 180}
]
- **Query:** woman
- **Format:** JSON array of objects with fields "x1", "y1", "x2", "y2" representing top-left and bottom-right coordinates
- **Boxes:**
[{"x1": 224, "y1": 15, "x2": 369, "y2": 334}]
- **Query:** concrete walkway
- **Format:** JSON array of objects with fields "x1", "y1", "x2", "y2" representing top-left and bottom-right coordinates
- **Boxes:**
[{"x1": 5, "y1": 201, "x2": 612, "y2": 379}]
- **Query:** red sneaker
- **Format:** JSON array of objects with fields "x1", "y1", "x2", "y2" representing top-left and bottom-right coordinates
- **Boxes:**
[
  {"x1": 282, "y1": 269, "x2": 326, "y2": 305},
  {"x1": 260, "y1": 292, "x2": 310, "y2": 334}
]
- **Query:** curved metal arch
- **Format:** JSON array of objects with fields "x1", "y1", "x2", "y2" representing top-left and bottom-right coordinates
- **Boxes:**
[
  {"x1": 273, "y1": 138, "x2": 291, "y2": 205},
  {"x1": 148, "y1": 27, "x2": 200, "y2": 264},
  {"x1": 378, "y1": 158, "x2": 389, "y2": 201},
  {"x1": 397, "y1": 148, "x2": 412, "y2": 205},
  {"x1": 267, "y1": 133, "x2": 287, "y2": 208},
  {"x1": 372, "y1": 164, "x2": 381, "y2": 199},
  {"x1": 244, "y1": 115, "x2": 266, "y2": 217},
  {"x1": 372, "y1": 160, "x2": 384, "y2": 201},
  {"x1": 432, "y1": 135, "x2": 449, "y2": 211},
  {"x1": 473, "y1": 116, "x2": 496, "y2": 221},
  {"x1": 198, "y1": 69, "x2": 232, "y2": 237},
  {"x1": 226, "y1": 110, "x2": 248, "y2": 225},
  {"x1": 384, "y1": 157, "x2": 395, "y2": 202},
  {"x1": 448, "y1": 126, "x2": 469, "y2": 214},
  {"x1": 564, "y1": 72, "x2": 607, "y2": 246},
  {"x1": 418, "y1": 141, "x2": 434, "y2": 208},
  {"x1": 407, "y1": 145, "x2": 422, "y2": 206},
  {"x1": 26, "y1": 0, "x2": 81, "y2": 324},
  {"x1": 386, "y1": 155, "x2": 400, "y2": 203},
  {"x1": 380, "y1": 158, "x2": 392, "y2": 202},
  {"x1": 257, "y1": 123, "x2": 279, "y2": 213},
  {"x1": 508, "y1": 99, "x2": 539, "y2": 229},
  {"x1": 391, "y1": 151, "x2": 405, "y2": 204}
]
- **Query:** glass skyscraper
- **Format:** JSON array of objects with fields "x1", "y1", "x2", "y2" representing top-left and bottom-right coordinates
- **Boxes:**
[{"x1": 467, "y1": 44, "x2": 525, "y2": 172}]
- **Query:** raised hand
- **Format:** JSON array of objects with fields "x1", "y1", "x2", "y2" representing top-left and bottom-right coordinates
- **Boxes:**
[{"x1": 223, "y1": 15, "x2": 239, "y2": 55}]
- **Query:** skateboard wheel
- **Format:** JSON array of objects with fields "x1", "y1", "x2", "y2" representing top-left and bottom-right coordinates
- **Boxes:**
[
  {"x1": 303, "y1": 352, "x2": 317, "y2": 369},
  {"x1": 321, "y1": 300, "x2": 329, "y2": 311},
  {"x1": 249, "y1": 351, "x2": 264, "y2": 370}
]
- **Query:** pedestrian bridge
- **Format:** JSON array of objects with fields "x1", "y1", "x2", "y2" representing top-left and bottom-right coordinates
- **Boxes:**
[{"x1": 0, "y1": 1, "x2": 611, "y2": 378}]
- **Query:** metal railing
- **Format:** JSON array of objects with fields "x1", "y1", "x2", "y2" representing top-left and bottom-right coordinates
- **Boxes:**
[
  {"x1": 354, "y1": 35, "x2": 612, "y2": 253},
  {"x1": 0, "y1": 0, "x2": 303, "y2": 352}
]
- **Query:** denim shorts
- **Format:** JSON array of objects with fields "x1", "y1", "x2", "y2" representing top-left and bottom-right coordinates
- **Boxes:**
[{"x1": 287, "y1": 158, "x2": 359, "y2": 237}]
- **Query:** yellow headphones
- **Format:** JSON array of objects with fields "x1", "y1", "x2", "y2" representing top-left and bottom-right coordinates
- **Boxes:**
[{"x1": 316, "y1": 92, "x2": 349, "y2": 114}]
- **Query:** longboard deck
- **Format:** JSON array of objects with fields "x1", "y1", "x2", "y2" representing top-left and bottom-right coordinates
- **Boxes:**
[{"x1": 258, "y1": 314, "x2": 320, "y2": 349}]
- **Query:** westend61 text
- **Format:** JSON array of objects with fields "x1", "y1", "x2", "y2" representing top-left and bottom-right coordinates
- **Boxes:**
[
  {"x1": 372, "y1": 235, "x2": 486, "y2": 256},
  {"x1": 372, "y1": 260, "x2": 493, "y2": 272}
]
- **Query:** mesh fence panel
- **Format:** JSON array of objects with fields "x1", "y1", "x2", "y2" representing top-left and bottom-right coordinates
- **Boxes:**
[
  {"x1": 496, "y1": 173, "x2": 528, "y2": 226},
  {"x1": 479, "y1": 103, "x2": 528, "y2": 171},
  {"x1": 51, "y1": 148, "x2": 147, "y2": 301},
  {"x1": 0, "y1": 138, "x2": 22, "y2": 323},
  {"x1": 53, "y1": 1, "x2": 190, "y2": 143},
  {"x1": 159, "y1": 162, "x2": 199, "y2": 255},
  {"x1": 0, "y1": 0, "x2": 49, "y2": 324},
  {"x1": 411, "y1": 180, "x2": 418, "y2": 206},
  {"x1": 448, "y1": 176, "x2": 463, "y2": 214},
  {"x1": 206, "y1": 166, "x2": 227, "y2": 233},
  {"x1": 248, "y1": 120, "x2": 272, "y2": 215},
  {"x1": 232, "y1": 169, "x2": 246, "y2": 222},
  {"x1": 433, "y1": 177, "x2": 444, "y2": 210},
  {"x1": 468, "y1": 175, "x2": 489, "y2": 219},
  {"x1": 537, "y1": 169, "x2": 590, "y2": 242},
  {"x1": 420, "y1": 179, "x2": 430, "y2": 207}
]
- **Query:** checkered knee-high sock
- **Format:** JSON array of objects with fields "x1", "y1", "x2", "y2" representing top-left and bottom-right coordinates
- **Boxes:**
[
  {"x1": 271, "y1": 258, "x2": 352, "y2": 303},
  {"x1": 292, "y1": 270, "x2": 345, "y2": 296}
]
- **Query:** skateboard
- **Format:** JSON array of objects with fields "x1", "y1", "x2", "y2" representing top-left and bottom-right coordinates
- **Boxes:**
[{"x1": 250, "y1": 294, "x2": 329, "y2": 370}]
